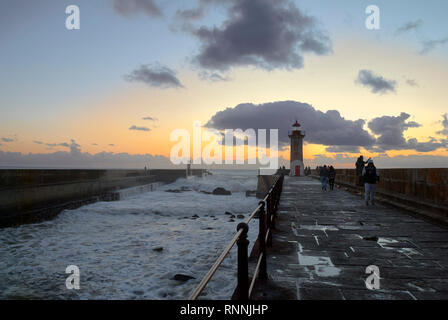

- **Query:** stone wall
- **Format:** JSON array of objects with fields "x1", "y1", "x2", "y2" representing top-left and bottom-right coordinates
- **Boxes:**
[
  {"x1": 0, "y1": 169, "x2": 205, "y2": 227},
  {"x1": 256, "y1": 175, "x2": 279, "y2": 199},
  {"x1": 331, "y1": 168, "x2": 448, "y2": 224}
]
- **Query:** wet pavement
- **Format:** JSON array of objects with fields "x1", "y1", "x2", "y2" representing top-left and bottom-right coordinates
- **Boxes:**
[{"x1": 252, "y1": 176, "x2": 448, "y2": 300}]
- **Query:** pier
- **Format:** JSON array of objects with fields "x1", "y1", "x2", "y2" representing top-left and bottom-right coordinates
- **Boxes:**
[
  {"x1": 251, "y1": 176, "x2": 448, "y2": 300},
  {"x1": 0, "y1": 169, "x2": 206, "y2": 228}
]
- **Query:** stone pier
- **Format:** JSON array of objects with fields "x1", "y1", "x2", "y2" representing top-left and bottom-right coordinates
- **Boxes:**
[{"x1": 251, "y1": 176, "x2": 448, "y2": 300}]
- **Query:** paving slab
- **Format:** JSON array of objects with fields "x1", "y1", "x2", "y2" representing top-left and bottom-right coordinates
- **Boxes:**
[{"x1": 252, "y1": 176, "x2": 448, "y2": 300}]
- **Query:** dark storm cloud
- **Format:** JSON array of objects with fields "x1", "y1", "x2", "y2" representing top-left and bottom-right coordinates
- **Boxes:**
[
  {"x1": 406, "y1": 138, "x2": 446, "y2": 152},
  {"x1": 368, "y1": 112, "x2": 420, "y2": 149},
  {"x1": 420, "y1": 38, "x2": 448, "y2": 54},
  {"x1": 325, "y1": 146, "x2": 361, "y2": 154},
  {"x1": 205, "y1": 101, "x2": 376, "y2": 148},
  {"x1": 395, "y1": 20, "x2": 423, "y2": 35},
  {"x1": 125, "y1": 64, "x2": 184, "y2": 89},
  {"x1": 113, "y1": 0, "x2": 162, "y2": 17},
  {"x1": 356, "y1": 70, "x2": 397, "y2": 94},
  {"x1": 130, "y1": 125, "x2": 151, "y2": 132},
  {"x1": 206, "y1": 103, "x2": 447, "y2": 153},
  {"x1": 175, "y1": 0, "x2": 229, "y2": 22},
  {"x1": 368, "y1": 113, "x2": 446, "y2": 152},
  {"x1": 192, "y1": 0, "x2": 332, "y2": 71}
]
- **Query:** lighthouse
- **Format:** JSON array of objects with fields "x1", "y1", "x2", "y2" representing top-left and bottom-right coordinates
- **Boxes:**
[{"x1": 289, "y1": 120, "x2": 305, "y2": 176}]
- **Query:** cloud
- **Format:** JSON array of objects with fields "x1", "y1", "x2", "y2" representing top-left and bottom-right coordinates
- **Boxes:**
[
  {"x1": 205, "y1": 101, "x2": 376, "y2": 148},
  {"x1": 356, "y1": 70, "x2": 397, "y2": 94},
  {"x1": 405, "y1": 79, "x2": 419, "y2": 87},
  {"x1": 368, "y1": 112, "x2": 420, "y2": 148},
  {"x1": 206, "y1": 102, "x2": 447, "y2": 153},
  {"x1": 142, "y1": 116, "x2": 158, "y2": 121},
  {"x1": 92, "y1": 143, "x2": 98, "y2": 146},
  {"x1": 420, "y1": 38, "x2": 448, "y2": 54},
  {"x1": 176, "y1": 7, "x2": 204, "y2": 21},
  {"x1": 437, "y1": 114, "x2": 448, "y2": 137},
  {"x1": 109, "y1": 144, "x2": 115, "y2": 147},
  {"x1": 43, "y1": 140, "x2": 81, "y2": 153},
  {"x1": 1, "y1": 137, "x2": 15, "y2": 143},
  {"x1": 129, "y1": 125, "x2": 151, "y2": 132},
  {"x1": 69, "y1": 140, "x2": 81, "y2": 155},
  {"x1": 46, "y1": 142, "x2": 68, "y2": 148},
  {"x1": 0, "y1": 149, "x2": 175, "y2": 169},
  {"x1": 395, "y1": 20, "x2": 423, "y2": 35},
  {"x1": 198, "y1": 71, "x2": 229, "y2": 82},
  {"x1": 368, "y1": 112, "x2": 446, "y2": 152},
  {"x1": 325, "y1": 145, "x2": 361, "y2": 154},
  {"x1": 112, "y1": 0, "x2": 162, "y2": 17},
  {"x1": 192, "y1": 0, "x2": 332, "y2": 71},
  {"x1": 125, "y1": 64, "x2": 184, "y2": 89}
]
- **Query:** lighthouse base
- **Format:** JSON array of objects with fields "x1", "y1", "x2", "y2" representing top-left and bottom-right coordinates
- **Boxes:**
[{"x1": 290, "y1": 160, "x2": 304, "y2": 177}]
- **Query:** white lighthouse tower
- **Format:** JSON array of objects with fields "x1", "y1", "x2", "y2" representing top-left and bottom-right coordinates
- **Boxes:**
[{"x1": 289, "y1": 120, "x2": 305, "y2": 176}]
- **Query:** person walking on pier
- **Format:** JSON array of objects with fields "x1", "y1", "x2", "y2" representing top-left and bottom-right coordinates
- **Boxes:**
[
  {"x1": 319, "y1": 165, "x2": 329, "y2": 191},
  {"x1": 356, "y1": 155, "x2": 370, "y2": 186},
  {"x1": 328, "y1": 166, "x2": 336, "y2": 191},
  {"x1": 362, "y1": 159, "x2": 379, "y2": 206}
]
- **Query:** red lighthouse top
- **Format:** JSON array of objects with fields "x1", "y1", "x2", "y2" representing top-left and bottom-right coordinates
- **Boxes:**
[{"x1": 292, "y1": 120, "x2": 301, "y2": 127}]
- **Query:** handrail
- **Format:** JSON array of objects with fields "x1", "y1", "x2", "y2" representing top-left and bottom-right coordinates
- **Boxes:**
[
  {"x1": 248, "y1": 252, "x2": 264, "y2": 297},
  {"x1": 188, "y1": 228, "x2": 244, "y2": 300},
  {"x1": 188, "y1": 202, "x2": 263, "y2": 300},
  {"x1": 188, "y1": 174, "x2": 284, "y2": 300}
]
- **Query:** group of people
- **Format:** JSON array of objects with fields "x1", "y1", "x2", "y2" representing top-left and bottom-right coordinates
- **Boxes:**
[
  {"x1": 303, "y1": 166, "x2": 312, "y2": 176},
  {"x1": 316, "y1": 155, "x2": 380, "y2": 206},
  {"x1": 317, "y1": 165, "x2": 336, "y2": 191},
  {"x1": 356, "y1": 156, "x2": 379, "y2": 206}
]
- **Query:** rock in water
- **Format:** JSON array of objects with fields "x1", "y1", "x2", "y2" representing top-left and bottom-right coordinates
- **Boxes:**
[
  {"x1": 237, "y1": 214, "x2": 245, "y2": 219},
  {"x1": 363, "y1": 236, "x2": 379, "y2": 242},
  {"x1": 152, "y1": 247, "x2": 164, "y2": 252},
  {"x1": 173, "y1": 274, "x2": 195, "y2": 282},
  {"x1": 212, "y1": 187, "x2": 232, "y2": 196}
]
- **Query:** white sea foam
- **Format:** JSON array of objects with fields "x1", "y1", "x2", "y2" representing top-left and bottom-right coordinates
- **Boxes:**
[{"x1": 0, "y1": 170, "x2": 260, "y2": 300}]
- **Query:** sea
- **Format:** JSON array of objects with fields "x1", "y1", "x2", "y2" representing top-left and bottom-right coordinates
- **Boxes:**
[{"x1": 0, "y1": 170, "x2": 260, "y2": 300}]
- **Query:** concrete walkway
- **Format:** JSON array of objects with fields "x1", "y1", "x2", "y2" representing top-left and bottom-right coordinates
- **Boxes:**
[{"x1": 252, "y1": 176, "x2": 448, "y2": 300}]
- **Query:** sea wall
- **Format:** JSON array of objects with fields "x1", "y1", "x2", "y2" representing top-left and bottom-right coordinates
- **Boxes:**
[
  {"x1": 331, "y1": 168, "x2": 448, "y2": 224},
  {"x1": 256, "y1": 175, "x2": 279, "y2": 199},
  {"x1": 0, "y1": 169, "x2": 204, "y2": 227}
]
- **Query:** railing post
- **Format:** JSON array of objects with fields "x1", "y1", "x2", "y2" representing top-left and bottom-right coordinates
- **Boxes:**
[
  {"x1": 266, "y1": 197, "x2": 272, "y2": 247},
  {"x1": 258, "y1": 201, "x2": 268, "y2": 280},
  {"x1": 236, "y1": 222, "x2": 249, "y2": 300},
  {"x1": 271, "y1": 188, "x2": 277, "y2": 230}
]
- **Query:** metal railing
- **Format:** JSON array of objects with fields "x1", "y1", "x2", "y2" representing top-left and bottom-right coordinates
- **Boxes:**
[{"x1": 188, "y1": 174, "x2": 284, "y2": 300}]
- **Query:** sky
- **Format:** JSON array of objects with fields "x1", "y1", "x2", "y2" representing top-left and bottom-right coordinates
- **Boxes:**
[{"x1": 0, "y1": 0, "x2": 447, "y2": 169}]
